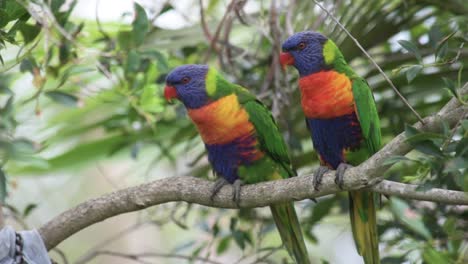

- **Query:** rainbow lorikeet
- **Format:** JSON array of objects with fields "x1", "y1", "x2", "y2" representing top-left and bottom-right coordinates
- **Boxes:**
[
  {"x1": 280, "y1": 31, "x2": 381, "y2": 264},
  {"x1": 164, "y1": 64, "x2": 310, "y2": 263}
]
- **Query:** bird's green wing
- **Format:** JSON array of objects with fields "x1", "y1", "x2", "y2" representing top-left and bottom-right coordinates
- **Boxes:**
[
  {"x1": 236, "y1": 88, "x2": 294, "y2": 178},
  {"x1": 351, "y1": 77, "x2": 381, "y2": 154},
  {"x1": 350, "y1": 77, "x2": 381, "y2": 264}
]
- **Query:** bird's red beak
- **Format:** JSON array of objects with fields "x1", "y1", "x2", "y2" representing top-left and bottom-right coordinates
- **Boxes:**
[
  {"x1": 280, "y1": 52, "x2": 294, "y2": 69},
  {"x1": 164, "y1": 85, "x2": 177, "y2": 103}
]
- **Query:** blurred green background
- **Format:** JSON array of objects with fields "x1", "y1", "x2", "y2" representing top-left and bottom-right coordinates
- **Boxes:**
[{"x1": 0, "y1": 0, "x2": 467, "y2": 263}]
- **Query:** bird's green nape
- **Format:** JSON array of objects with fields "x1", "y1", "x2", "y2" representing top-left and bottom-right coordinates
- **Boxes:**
[{"x1": 204, "y1": 67, "x2": 251, "y2": 101}]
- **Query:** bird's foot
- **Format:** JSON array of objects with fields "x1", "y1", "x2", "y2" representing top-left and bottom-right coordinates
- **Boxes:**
[
  {"x1": 335, "y1": 163, "x2": 353, "y2": 189},
  {"x1": 232, "y1": 179, "x2": 244, "y2": 207},
  {"x1": 210, "y1": 178, "x2": 230, "y2": 201},
  {"x1": 313, "y1": 166, "x2": 330, "y2": 191}
]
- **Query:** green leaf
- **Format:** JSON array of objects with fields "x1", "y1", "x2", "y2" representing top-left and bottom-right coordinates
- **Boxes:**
[
  {"x1": 404, "y1": 124, "x2": 420, "y2": 138},
  {"x1": 413, "y1": 141, "x2": 444, "y2": 158},
  {"x1": 442, "y1": 217, "x2": 457, "y2": 237},
  {"x1": 11, "y1": 138, "x2": 35, "y2": 156},
  {"x1": 0, "y1": 1, "x2": 27, "y2": 28},
  {"x1": 23, "y1": 203, "x2": 38, "y2": 217},
  {"x1": 46, "y1": 91, "x2": 79, "y2": 107},
  {"x1": 405, "y1": 132, "x2": 445, "y2": 144},
  {"x1": 436, "y1": 42, "x2": 448, "y2": 60},
  {"x1": 0, "y1": 168, "x2": 6, "y2": 202},
  {"x1": 462, "y1": 120, "x2": 468, "y2": 132},
  {"x1": 444, "y1": 156, "x2": 467, "y2": 175},
  {"x1": 0, "y1": 10, "x2": 8, "y2": 28},
  {"x1": 132, "y1": 3, "x2": 149, "y2": 46},
  {"x1": 20, "y1": 58, "x2": 37, "y2": 73},
  {"x1": 125, "y1": 50, "x2": 141, "y2": 74},
  {"x1": 232, "y1": 230, "x2": 245, "y2": 250},
  {"x1": 59, "y1": 43, "x2": 71, "y2": 65},
  {"x1": 405, "y1": 65, "x2": 423, "y2": 83},
  {"x1": 455, "y1": 137, "x2": 468, "y2": 157},
  {"x1": 0, "y1": 85, "x2": 12, "y2": 95},
  {"x1": 404, "y1": 126, "x2": 444, "y2": 157},
  {"x1": 56, "y1": 65, "x2": 95, "y2": 90},
  {"x1": 207, "y1": 0, "x2": 220, "y2": 13},
  {"x1": 216, "y1": 237, "x2": 231, "y2": 255},
  {"x1": 50, "y1": 0, "x2": 66, "y2": 12},
  {"x1": 398, "y1": 40, "x2": 421, "y2": 61},
  {"x1": 435, "y1": 31, "x2": 457, "y2": 61},
  {"x1": 141, "y1": 50, "x2": 168, "y2": 72},
  {"x1": 191, "y1": 242, "x2": 206, "y2": 259},
  {"x1": 229, "y1": 217, "x2": 238, "y2": 231},
  {"x1": 117, "y1": 30, "x2": 132, "y2": 50},
  {"x1": 442, "y1": 77, "x2": 460, "y2": 100},
  {"x1": 382, "y1": 155, "x2": 411, "y2": 166},
  {"x1": 390, "y1": 197, "x2": 432, "y2": 240},
  {"x1": 160, "y1": 3, "x2": 174, "y2": 14},
  {"x1": 422, "y1": 245, "x2": 451, "y2": 264},
  {"x1": 140, "y1": 84, "x2": 165, "y2": 113},
  {"x1": 0, "y1": 96, "x2": 14, "y2": 116},
  {"x1": 428, "y1": 25, "x2": 443, "y2": 49},
  {"x1": 19, "y1": 23, "x2": 41, "y2": 44},
  {"x1": 9, "y1": 135, "x2": 126, "y2": 175},
  {"x1": 212, "y1": 222, "x2": 220, "y2": 237},
  {"x1": 308, "y1": 197, "x2": 336, "y2": 225}
]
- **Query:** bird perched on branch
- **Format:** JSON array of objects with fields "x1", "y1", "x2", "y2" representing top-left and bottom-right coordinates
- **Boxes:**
[
  {"x1": 164, "y1": 64, "x2": 310, "y2": 263},
  {"x1": 280, "y1": 31, "x2": 381, "y2": 264}
]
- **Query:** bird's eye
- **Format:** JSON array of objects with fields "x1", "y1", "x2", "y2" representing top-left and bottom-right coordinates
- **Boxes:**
[
  {"x1": 297, "y1": 42, "x2": 306, "y2": 50},
  {"x1": 181, "y1": 77, "x2": 191, "y2": 84}
]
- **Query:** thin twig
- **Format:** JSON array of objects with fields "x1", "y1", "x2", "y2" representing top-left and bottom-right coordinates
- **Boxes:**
[
  {"x1": 51, "y1": 248, "x2": 69, "y2": 264},
  {"x1": 202, "y1": 0, "x2": 237, "y2": 62},
  {"x1": 283, "y1": 0, "x2": 295, "y2": 35},
  {"x1": 199, "y1": 0, "x2": 214, "y2": 42},
  {"x1": 81, "y1": 250, "x2": 223, "y2": 264},
  {"x1": 311, "y1": 0, "x2": 425, "y2": 124}
]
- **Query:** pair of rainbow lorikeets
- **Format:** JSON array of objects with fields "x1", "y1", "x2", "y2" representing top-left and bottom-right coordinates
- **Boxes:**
[{"x1": 164, "y1": 31, "x2": 381, "y2": 264}]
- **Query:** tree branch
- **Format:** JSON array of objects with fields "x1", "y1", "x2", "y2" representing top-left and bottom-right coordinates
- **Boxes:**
[
  {"x1": 38, "y1": 89, "x2": 467, "y2": 251},
  {"x1": 372, "y1": 181, "x2": 468, "y2": 204}
]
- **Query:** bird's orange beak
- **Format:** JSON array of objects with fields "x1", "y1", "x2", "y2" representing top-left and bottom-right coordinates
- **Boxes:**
[
  {"x1": 280, "y1": 52, "x2": 294, "y2": 69},
  {"x1": 164, "y1": 85, "x2": 177, "y2": 103}
]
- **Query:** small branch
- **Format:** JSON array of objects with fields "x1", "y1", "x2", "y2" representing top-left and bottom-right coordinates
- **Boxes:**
[
  {"x1": 372, "y1": 181, "x2": 468, "y2": 205},
  {"x1": 79, "y1": 250, "x2": 222, "y2": 264},
  {"x1": 38, "y1": 91, "x2": 467, "y2": 251},
  {"x1": 202, "y1": 0, "x2": 237, "y2": 62},
  {"x1": 199, "y1": 0, "x2": 214, "y2": 42},
  {"x1": 311, "y1": 0, "x2": 425, "y2": 124}
]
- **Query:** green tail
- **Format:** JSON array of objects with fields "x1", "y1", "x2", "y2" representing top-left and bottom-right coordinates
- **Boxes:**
[
  {"x1": 349, "y1": 191, "x2": 380, "y2": 264},
  {"x1": 270, "y1": 203, "x2": 310, "y2": 264}
]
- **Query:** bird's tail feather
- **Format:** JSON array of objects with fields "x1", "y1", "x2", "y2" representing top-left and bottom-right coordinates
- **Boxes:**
[
  {"x1": 349, "y1": 190, "x2": 380, "y2": 264},
  {"x1": 270, "y1": 203, "x2": 310, "y2": 264}
]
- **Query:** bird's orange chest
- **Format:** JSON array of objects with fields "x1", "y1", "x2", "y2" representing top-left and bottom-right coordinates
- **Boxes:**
[
  {"x1": 187, "y1": 94, "x2": 254, "y2": 145},
  {"x1": 299, "y1": 70, "x2": 355, "y2": 119}
]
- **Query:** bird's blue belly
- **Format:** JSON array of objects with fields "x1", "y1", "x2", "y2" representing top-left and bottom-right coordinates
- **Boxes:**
[
  {"x1": 306, "y1": 112, "x2": 362, "y2": 169},
  {"x1": 205, "y1": 133, "x2": 259, "y2": 183}
]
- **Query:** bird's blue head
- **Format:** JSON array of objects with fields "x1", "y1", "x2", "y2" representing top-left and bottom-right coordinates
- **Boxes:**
[
  {"x1": 164, "y1": 64, "x2": 210, "y2": 109},
  {"x1": 280, "y1": 31, "x2": 329, "y2": 76}
]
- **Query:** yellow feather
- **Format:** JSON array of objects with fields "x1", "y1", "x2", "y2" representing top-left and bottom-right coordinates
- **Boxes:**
[
  {"x1": 323, "y1": 40, "x2": 336, "y2": 64},
  {"x1": 205, "y1": 67, "x2": 217, "y2": 96}
]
